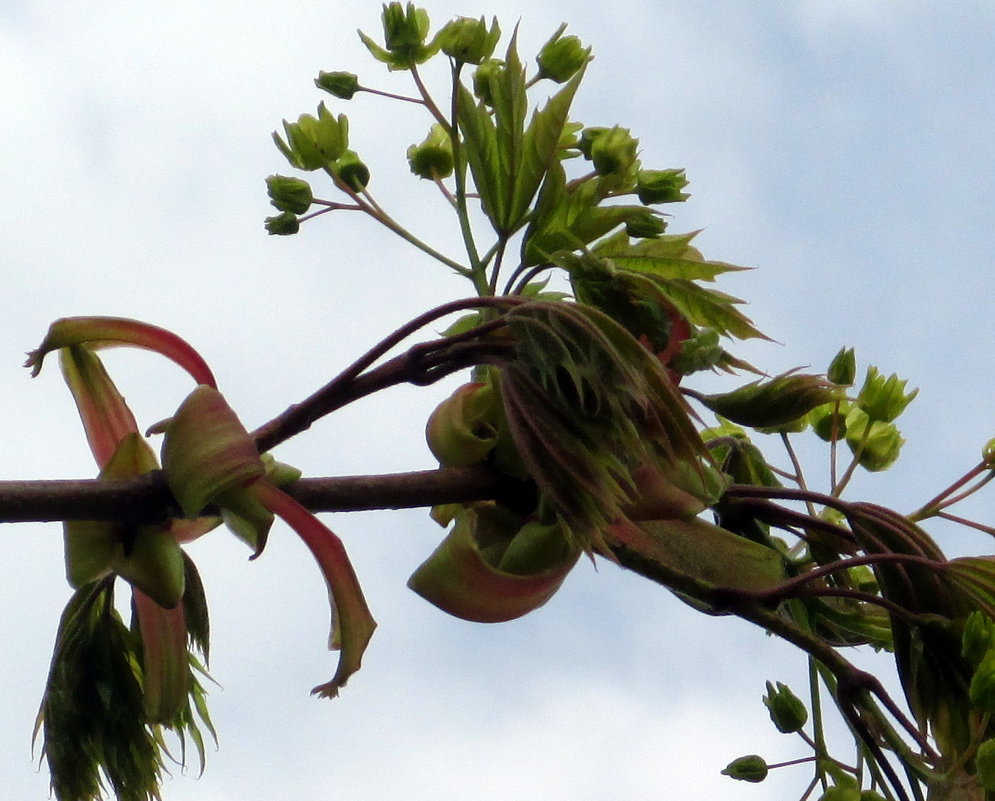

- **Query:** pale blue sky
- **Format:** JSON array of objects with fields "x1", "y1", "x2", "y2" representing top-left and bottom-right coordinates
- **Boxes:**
[{"x1": 2, "y1": 3, "x2": 994, "y2": 800}]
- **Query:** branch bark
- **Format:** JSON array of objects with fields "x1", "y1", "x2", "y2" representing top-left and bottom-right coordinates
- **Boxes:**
[{"x1": 0, "y1": 465, "x2": 516, "y2": 524}]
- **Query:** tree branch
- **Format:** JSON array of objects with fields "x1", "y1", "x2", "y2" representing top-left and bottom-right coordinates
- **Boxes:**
[{"x1": 0, "y1": 465, "x2": 517, "y2": 524}]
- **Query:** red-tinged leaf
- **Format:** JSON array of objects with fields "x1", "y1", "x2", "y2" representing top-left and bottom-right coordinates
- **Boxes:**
[
  {"x1": 251, "y1": 481, "x2": 376, "y2": 698},
  {"x1": 58, "y1": 345, "x2": 140, "y2": 469},
  {"x1": 26, "y1": 315, "x2": 217, "y2": 387},
  {"x1": 133, "y1": 588, "x2": 190, "y2": 723},
  {"x1": 408, "y1": 504, "x2": 580, "y2": 623}
]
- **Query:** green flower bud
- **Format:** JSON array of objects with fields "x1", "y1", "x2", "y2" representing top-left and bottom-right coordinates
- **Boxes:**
[
  {"x1": 383, "y1": 2, "x2": 430, "y2": 54},
  {"x1": 700, "y1": 372, "x2": 842, "y2": 429},
  {"x1": 819, "y1": 786, "x2": 862, "y2": 801},
  {"x1": 963, "y1": 612, "x2": 995, "y2": 665},
  {"x1": 970, "y1": 650, "x2": 995, "y2": 713},
  {"x1": 435, "y1": 15, "x2": 500, "y2": 65},
  {"x1": 722, "y1": 755, "x2": 768, "y2": 783},
  {"x1": 844, "y1": 408, "x2": 904, "y2": 471},
  {"x1": 265, "y1": 174, "x2": 313, "y2": 214},
  {"x1": 859, "y1": 791, "x2": 888, "y2": 801},
  {"x1": 856, "y1": 366, "x2": 918, "y2": 423},
  {"x1": 536, "y1": 24, "x2": 590, "y2": 83},
  {"x1": 264, "y1": 211, "x2": 300, "y2": 236},
  {"x1": 577, "y1": 126, "x2": 610, "y2": 160},
  {"x1": 472, "y1": 58, "x2": 504, "y2": 105},
  {"x1": 273, "y1": 103, "x2": 349, "y2": 171},
  {"x1": 809, "y1": 400, "x2": 849, "y2": 442},
  {"x1": 407, "y1": 123, "x2": 454, "y2": 179},
  {"x1": 983, "y1": 437, "x2": 995, "y2": 468},
  {"x1": 624, "y1": 209, "x2": 666, "y2": 239},
  {"x1": 827, "y1": 346, "x2": 857, "y2": 386},
  {"x1": 976, "y1": 738, "x2": 995, "y2": 790},
  {"x1": 589, "y1": 125, "x2": 638, "y2": 176},
  {"x1": 762, "y1": 681, "x2": 808, "y2": 733},
  {"x1": 315, "y1": 71, "x2": 361, "y2": 100},
  {"x1": 636, "y1": 169, "x2": 690, "y2": 205},
  {"x1": 333, "y1": 149, "x2": 370, "y2": 191},
  {"x1": 358, "y1": 2, "x2": 438, "y2": 70}
]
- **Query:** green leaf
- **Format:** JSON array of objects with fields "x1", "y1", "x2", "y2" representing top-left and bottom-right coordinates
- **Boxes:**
[
  {"x1": 457, "y1": 83, "x2": 503, "y2": 227},
  {"x1": 506, "y1": 63, "x2": 585, "y2": 230}
]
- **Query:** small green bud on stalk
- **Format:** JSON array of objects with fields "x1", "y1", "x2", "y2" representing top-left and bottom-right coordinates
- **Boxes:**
[
  {"x1": 844, "y1": 408, "x2": 904, "y2": 471},
  {"x1": 962, "y1": 611, "x2": 995, "y2": 665},
  {"x1": 407, "y1": 123, "x2": 454, "y2": 179},
  {"x1": 273, "y1": 103, "x2": 349, "y2": 171},
  {"x1": 435, "y1": 16, "x2": 500, "y2": 65},
  {"x1": 970, "y1": 650, "x2": 995, "y2": 713},
  {"x1": 762, "y1": 680, "x2": 808, "y2": 733},
  {"x1": 636, "y1": 169, "x2": 690, "y2": 205},
  {"x1": 809, "y1": 400, "x2": 849, "y2": 442},
  {"x1": 333, "y1": 149, "x2": 371, "y2": 191},
  {"x1": 722, "y1": 755, "x2": 768, "y2": 783},
  {"x1": 589, "y1": 125, "x2": 638, "y2": 176},
  {"x1": 266, "y1": 174, "x2": 313, "y2": 214},
  {"x1": 857, "y1": 366, "x2": 918, "y2": 423},
  {"x1": 472, "y1": 58, "x2": 504, "y2": 105},
  {"x1": 976, "y1": 738, "x2": 995, "y2": 790},
  {"x1": 827, "y1": 346, "x2": 857, "y2": 386},
  {"x1": 264, "y1": 211, "x2": 300, "y2": 236},
  {"x1": 624, "y1": 209, "x2": 666, "y2": 239},
  {"x1": 983, "y1": 437, "x2": 995, "y2": 468},
  {"x1": 536, "y1": 24, "x2": 590, "y2": 83},
  {"x1": 577, "y1": 126, "x2": 610, "y2": 160},
  {"x1": 315, "y1": 71, "x2": 360, "y2": 99}
]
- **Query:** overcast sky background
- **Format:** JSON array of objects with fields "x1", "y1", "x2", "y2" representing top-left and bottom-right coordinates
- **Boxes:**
[{"x1": 2, "y1": 2, "x2": 994, "y2": 800}]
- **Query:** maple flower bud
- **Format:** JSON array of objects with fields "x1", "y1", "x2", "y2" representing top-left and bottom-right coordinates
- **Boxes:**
[
  {"x1": 577, "y1": 126, "x2": 609, "y2": 160},
  {"x1": 435, "y1": 15, "x2": 500, "y2": 64},
  {"x1": 827, "y1": 346, "x2": 857, "y2": 386},
  {"x1": 333, "y1": 149, "x2": 371, "y2": 191},
  {"x1": 472, "y1": 58, "x2": 504, "y2": 105},
  {"x1": 963, "y1": 611, "x2": 995, "y2": 665},
  {"x1": 589, "y1": 126, "x2": 638, "y2": 176},
  {"x1": 762, "y1": 681, "x2": 808, "y2": 733},
  {"x1": 844, "y1": 409, "x2": 904, "y2": 471},
  {"x1": 624, "y1": 209, "x2": 666, "y2": 239},
  {"x1": 636, "y1": 169, "x2": 690, "y2": 205},
  {"x1": 983, "y1": 437, "x2": 995, "y2": 468},
  {"x1": 266, "y1": 174, "x2": 313, "y2": 214},
  {"x1": 970, "y1": 650, "x2": 995, "y2": 713},
  {"x1": 407, "y1": 123, "x2": 454, "y2": 179},
  {"x1": 857, "y1": 366, "x2": 918, "y2": 423},
  {"x1": 315, "y1": 71, "x2": 361, "y2": 100},
  {"x1": 264, "y1": 211, "x2": 300, "y2": 236},
  {"x1": 809, "y1": 400, "x2": 849, "y2": 442},
  {"x1": 722, "y1": 755, "x2": 768, "y2": 783},
  {"x1": 536, "y1": 25, "x2": 590, "y2": 82},
  {"x1": 976, "y1": 738, "x2": 995, "y2": 790},
  {"x1": 273, "y1": 103, "x2": 349, "y2": 171}
]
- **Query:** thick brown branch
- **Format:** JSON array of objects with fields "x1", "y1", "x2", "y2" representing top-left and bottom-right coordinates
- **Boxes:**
[{"x1": 0, "y1": 465, "x2": 516, "y2": 524}]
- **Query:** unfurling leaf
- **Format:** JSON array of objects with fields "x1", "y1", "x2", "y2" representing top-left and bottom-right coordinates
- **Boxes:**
[
  {"x1": 408, "y1": 504, "x2": 580, "y2": 623},
  {"x1": 699, "y1": 372, "x2": 841, "y2": 429}
]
